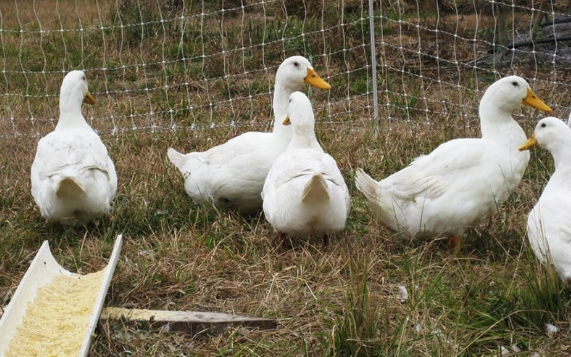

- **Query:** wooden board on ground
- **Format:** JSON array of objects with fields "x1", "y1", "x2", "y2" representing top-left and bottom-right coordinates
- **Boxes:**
[{"x1": 100, "y1": 307, "x2": 278, "y2": 335}]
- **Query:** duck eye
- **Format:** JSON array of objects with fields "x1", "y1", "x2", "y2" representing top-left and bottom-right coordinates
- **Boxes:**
[
  {"x1": 293, "y1": 62, "x2": 299, "y2": 67},
  {"x1": 511, "y1": 81, "x2": 518, "y2": 87},
  {"x1": 82, "y1": 76, "x2": 86, "y2": 80},
  {"x1": 541, "y1": 123, "x2": 546, "y2": 128}
]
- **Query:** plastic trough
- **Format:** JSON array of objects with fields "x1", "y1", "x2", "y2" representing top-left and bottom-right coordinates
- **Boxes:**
[{"x1": 0, "y1": 235, "x2": 123, "y2": 357}]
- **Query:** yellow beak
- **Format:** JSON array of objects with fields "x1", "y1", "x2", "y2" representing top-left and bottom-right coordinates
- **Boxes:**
[
  {"x1": 304, "y1": 68, "x2": 331, "y2": 89},
  {"x1": 522, "y1": 88, "x2": 551, "y2": 113},
  {"x1": 282, "y1": 116, "x2": 291, "y2": 125},
  {"x1": 519, "y1": 133, "x2": 538, "y2": 151},
  {"x1": 83, "y1": 91, "x2": 96, "y2": 105}
]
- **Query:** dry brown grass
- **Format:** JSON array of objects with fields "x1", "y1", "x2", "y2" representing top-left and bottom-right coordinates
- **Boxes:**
[
  {"x1": 0, "y1": 0, "x2": 109, "y2": 29},
  {"x1": 2, "y1": 1, "x2": 571, "y2": 356},
  {"x1": 3, "y1": 120, "x2": 570, "y2": 356}
]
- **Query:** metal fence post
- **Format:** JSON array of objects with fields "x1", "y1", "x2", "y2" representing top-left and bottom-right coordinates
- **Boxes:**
[{"x1": 369, "y1": 0, "x2": 379, "y2": 123}]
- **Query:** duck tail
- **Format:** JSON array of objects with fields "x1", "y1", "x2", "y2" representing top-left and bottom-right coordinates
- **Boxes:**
[
  {"x1": 302, "y1": 173, "x2": 330, "y2": 203},
  {"x1": 355, "y1": 168, "x2": 380, "y2": 203},
  {"x1": 56, "y1": 176, "x2": 85, "y2": 199},
  {"x1": 167, "y1": 148, "x2": 186, "y2": 170}
]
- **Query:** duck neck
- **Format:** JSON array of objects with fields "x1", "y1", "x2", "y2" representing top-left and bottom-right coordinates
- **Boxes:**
[
  {"x1": 479, "y1": 103, "x2": 526, "y2": 149},
  {"x1": 272, "y1": 80, "x2": 299, "y2": 136},
  {"x1": 56, "y1": 96, "x2": 91, "y2": 131},
  {"x1": 288, "y1": 124, "x2": 321, "y2": 151},
  {"x1": 549, "y1": 138, "x2": 571, "y2": 171},
  {"x1": 56, "y1": 111, "x2": 91, "y2": 131}
]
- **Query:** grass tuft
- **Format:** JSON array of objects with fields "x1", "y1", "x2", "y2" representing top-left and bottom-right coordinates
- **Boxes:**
[{"x1": 332, "y1": 261, "x2": 388, "y2": 357}]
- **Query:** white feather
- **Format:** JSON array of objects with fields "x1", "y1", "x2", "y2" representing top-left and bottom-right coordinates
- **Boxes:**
[
  {"x1": 523, "y1": 117, "x2": 571, "y2": 281},
  {"x1": 167, "y1": 56, "x2": 330, "y2": 215},
  {"x1": 262, "y1": 92, "x2": 350, "y2": 239},
  {"x1": 30, "y1": 71, "x2": 117, "y2": 225},
  {"x1": 302, "y1": 174, "x2": 330, "y2": 202},
  {"x1": 355, "y1": 76, "x2": 551, "y2": 239}
]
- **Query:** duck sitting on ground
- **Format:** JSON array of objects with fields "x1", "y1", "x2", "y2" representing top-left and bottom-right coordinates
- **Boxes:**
[
  {"x1": 355, "y1": 76, "x2": 552, "y2": 248},
  {"x1": 167, "y1": 56, "x2": 331, "y2": 215},
  {"x1": 31, "y1": 70, "x2": 117, "y2": 225},
  {"x1": 520, "y1": 116, "x2": 571, "y2": 280},
  {"x1": 262, "y1": 91, "x2": 350, "y2": 244}
]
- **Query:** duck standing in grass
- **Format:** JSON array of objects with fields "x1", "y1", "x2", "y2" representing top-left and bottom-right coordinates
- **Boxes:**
[
  {"x1": 31, "y1": 70, "x2": 117, "y2": 226},
  {"x1": 167, "y1": 56, "x2": 331, "y2": 215},
  {"x1": 520, "y1": 117, "x2": 571, "y2": 280},
  {"x1": 262, "y1": 92, "x2": 350, "y2": 244},
  {"x1": 355, "y1": 76, "x2": 552, "y2": 248}
]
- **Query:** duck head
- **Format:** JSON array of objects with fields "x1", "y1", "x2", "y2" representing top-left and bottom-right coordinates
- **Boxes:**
[
  {"x1": 275, "y1": 56, "x2": 330, "y2": 91},
  {"x1": 481, "y1": 76, "x2": 551, "y2": 115}
]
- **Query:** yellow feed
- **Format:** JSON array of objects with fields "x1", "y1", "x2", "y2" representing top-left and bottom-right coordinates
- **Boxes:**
[{"x1": 5, "y1": 270, "x2": 104, "y2": 357}]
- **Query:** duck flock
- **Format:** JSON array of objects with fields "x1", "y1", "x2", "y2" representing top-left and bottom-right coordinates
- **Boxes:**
[{"x1": 29, "y1": 56, "x2": 571, "y2": 282}]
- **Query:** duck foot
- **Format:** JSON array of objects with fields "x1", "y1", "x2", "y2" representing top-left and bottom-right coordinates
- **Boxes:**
[
  {"x1": 448, "y1": 236, "x2": 461, "y2": 251},
  {"x1": 276, "y1": 232, "x2": 292, "y2": 250}
]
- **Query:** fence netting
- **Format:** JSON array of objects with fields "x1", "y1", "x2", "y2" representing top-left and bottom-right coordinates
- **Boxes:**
[{"x1": 0, "y1": 0, "x2": 569, "y2": 138}]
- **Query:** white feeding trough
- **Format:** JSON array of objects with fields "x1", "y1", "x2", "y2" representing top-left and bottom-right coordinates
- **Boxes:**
[{"x1": 0, "y1": 235, "x2": 123, "y2": 357}]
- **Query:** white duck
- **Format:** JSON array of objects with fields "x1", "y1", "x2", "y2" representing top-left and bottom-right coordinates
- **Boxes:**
[
  {"x1": 355, "y1": 76, "x2": 552, "y2": 247},
  {"x1": 520, "y1": 117, "x2": 571, "y2": 280},
  {"x1": 31, "y1": 70, "x2": 117, "y2": 225},
  {"x1": 262, "y1": 91, "x2": 350, "y2": 242},
  {"x1": 167, "y1": 56, "x2": 330, "y2": 215}
]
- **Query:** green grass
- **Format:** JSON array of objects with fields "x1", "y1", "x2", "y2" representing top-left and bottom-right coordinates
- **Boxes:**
[{"x1": 2, "y1": 0, "x2": 571, "y2": 356}]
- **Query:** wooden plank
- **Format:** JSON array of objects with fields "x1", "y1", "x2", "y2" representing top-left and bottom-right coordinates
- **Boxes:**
[{"x1": 99, "y1": 307, "x2": 278, "y2": 335}]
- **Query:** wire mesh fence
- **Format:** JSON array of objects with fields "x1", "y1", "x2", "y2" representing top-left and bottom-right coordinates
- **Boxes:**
[{"x1": 0, "y1": 0, "x2": 570, "y2": 139}]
